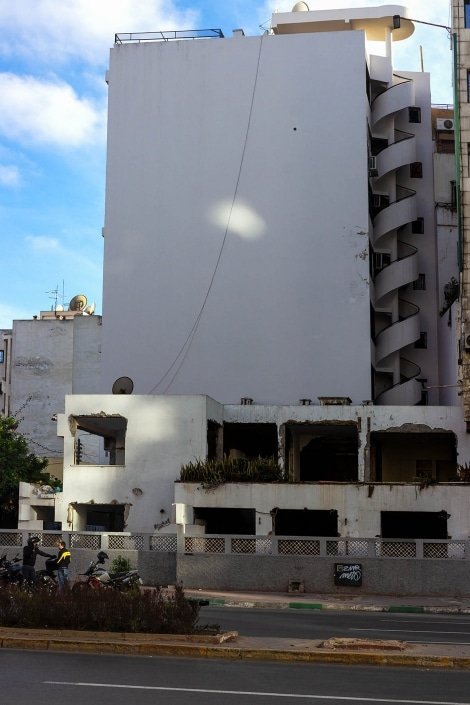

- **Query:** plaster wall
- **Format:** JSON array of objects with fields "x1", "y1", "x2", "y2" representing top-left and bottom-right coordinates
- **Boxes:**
[
  {"x1": 56, "y1": 395, "x2": 223, "y2": 533},
  {"x1": 102, "y1": 30, "x2": 371, "y2": 404},
  {"x1": 9, "y1": 317, "x2": 101, "y2": 465}
]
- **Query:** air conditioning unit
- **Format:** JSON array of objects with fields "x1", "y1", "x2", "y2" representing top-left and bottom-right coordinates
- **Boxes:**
[
  {"x1": 465, "y1": 334, "x2": 470, "y2": 351},
  {"x1": 368, "y1": 156, "x2": 378, "y2": 177},
  {"x1": 436, "y1": 118, "x2": 454, "y2": 131}
]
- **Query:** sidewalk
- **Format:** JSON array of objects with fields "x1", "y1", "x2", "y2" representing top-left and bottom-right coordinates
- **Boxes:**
[
  {"x1": 2, "y1": 590, "x2": 470, "y2": 668},
  {"x1": 184, "y1": 588, "x2": 470, "y2": 614}
]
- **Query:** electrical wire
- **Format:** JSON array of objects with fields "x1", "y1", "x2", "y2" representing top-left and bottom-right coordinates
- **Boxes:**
[{"x1": 148, "y1": 34, "x2": 265, "y2": 394}]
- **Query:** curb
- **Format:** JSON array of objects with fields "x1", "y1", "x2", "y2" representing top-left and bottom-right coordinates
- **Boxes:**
[{"x1": 2, "y1": 634, "x2": 470, "y2": 669}]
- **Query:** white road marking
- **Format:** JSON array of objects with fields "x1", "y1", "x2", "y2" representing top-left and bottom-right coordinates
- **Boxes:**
[
  {"x1": 43, "y1": 682, "x2": 470, "y2": 704},
  {"x1": 351, "y1": 628, "x2": 470, "y2": 636}
]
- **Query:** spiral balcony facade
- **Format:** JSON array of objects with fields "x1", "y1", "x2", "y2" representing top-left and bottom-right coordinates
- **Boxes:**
[{"x1": 370, "y1": 75, "x2": 422, "y2": 405}]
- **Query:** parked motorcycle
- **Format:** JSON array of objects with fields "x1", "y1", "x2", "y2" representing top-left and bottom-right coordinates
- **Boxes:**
[
  {"x1": 0, "y1": 553, "x2": 23, "y2": 586},
  {"x1": 72, "y1": 551, "x2": 143, "y2": 592},
  {"x1": 35, "y1": 556, "x2": 60, "y2": 590}
]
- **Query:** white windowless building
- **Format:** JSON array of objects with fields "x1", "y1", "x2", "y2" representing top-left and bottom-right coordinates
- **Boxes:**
[{"x1": 101, "y1": 5, "x2": 440, "y2": 406}]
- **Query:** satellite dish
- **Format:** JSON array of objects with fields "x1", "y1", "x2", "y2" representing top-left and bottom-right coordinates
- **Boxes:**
[
  {"x1": 69, "y1": 294, "x2": 88, "y2": 311},
  {"x1": 85, "y1": 302, "x2": 96, "y2": 315},
  {"x1": 55, "y1": 304, "x2": 64, "y2": 312},
  {"x1": 112, "y1": 376, "x2": 134, "y2": 394}
]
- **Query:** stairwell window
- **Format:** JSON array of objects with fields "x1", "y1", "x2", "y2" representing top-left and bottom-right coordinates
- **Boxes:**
[
  {"x1": 411, "y1": 217, "x2": 424, "y2": 234},
  {"x1": 413, "y1": 273, "x2": 426, "y2": 291},
  {"x1": 466, "y1": 0, "x2": 470, "y2": 28},
  {"x1": 410, "y1": 162, "x2": 423, "y2": 178},
  {"x1": 408, "y1": 107, "x2": 421, "y2": 123},
  {"x1": 415, "y1": 332, "x2": 427, "y2": 349}
]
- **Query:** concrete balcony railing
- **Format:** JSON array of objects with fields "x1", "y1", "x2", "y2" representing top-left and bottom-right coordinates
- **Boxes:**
[
  {"x1": 372, "y1": 189, "x2": 417, "y2": 246},
  {"x1": 371, "y1": 77, "x2": 415, "y2": 128},
  {"x1": 375, "y1": 133, "x2": 416, "y2": 179},
  {"x1": 375, "y1": 301, "x2": 420, "y2": 363},
  {"x1": 374, "y1": 243, "x2": 419, "y2": 303},
  {"x1": 375, "y1": 375, "x2": 422, "y2": 406}
]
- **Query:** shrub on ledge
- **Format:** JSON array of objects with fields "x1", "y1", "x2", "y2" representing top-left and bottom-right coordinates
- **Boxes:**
[
  {"x1": 180, "y1": 456, "x2": 284, "y2": 487},
  {"x1": 0, "y1": 584, "x2": 204, "y2": 634}
]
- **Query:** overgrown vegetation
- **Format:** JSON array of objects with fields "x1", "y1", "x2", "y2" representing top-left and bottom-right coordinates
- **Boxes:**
[
  {"x1": 440, "y1": 276, "x2": 459, "y2": 316},
  {"x1": 180, "y1": 456, "x2": 284, "y2": 488},
  {"x1": 0, "y1": 416, "x2": 49, "y2": 527},
  {"x1": 0, "y1": 583, "x2": 208, "y2": 634}
]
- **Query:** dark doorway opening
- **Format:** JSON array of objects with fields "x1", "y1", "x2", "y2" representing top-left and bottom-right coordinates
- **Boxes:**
[
  {"x1": 86, "y1": 505, "x2": 125, "y2": 532},
  {"x1": 223, "y1": 423, "x2": 278, "y2": 458},
  {"x1": 274, "y1": 509, "x2": 338, "y2": 536},
  {"x1": 193, "y1": 508, "x2": 255, "y2": 534},
  {"x1": 207, "y1": 420, "x2": 222, "y2": 460},
  {"x1": 381, "y1": 511, "x2": 448, "y2": 539}
]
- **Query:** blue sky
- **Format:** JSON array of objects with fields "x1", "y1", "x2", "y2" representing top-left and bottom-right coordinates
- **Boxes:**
[{"x1": 0, "y1": 0, "x2": 453, "y2": 327}]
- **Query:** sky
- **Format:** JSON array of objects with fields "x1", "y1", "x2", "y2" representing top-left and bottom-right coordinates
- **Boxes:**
[{"x1": 0, "y1": 0, "x2": 454, "y2": 327}]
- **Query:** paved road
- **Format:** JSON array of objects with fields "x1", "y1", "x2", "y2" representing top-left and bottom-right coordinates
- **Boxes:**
[
  {"x1": 2, "y1": 650, "x2": 470, "y2": 705},
  {"x1": 198, "y1": 606, "x2": 470, "y2": 645}
]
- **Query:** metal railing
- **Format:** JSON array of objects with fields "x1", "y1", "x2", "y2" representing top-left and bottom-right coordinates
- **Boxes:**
[
  {"x1": 115, "y1": 29, "x2": 224, "y2": 44},
  {"x1": 1, "y1": 531, "x2": 468, "y2": 559}
]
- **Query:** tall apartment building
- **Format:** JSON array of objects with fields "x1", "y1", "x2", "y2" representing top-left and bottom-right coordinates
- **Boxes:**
[{"x1": 101, "y1": 4, "x2": 442, "y2": 407}]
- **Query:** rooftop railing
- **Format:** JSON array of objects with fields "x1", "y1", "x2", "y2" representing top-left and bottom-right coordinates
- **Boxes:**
[{"x1": 115, "y1": 29, "x2": 224, "y2": 44}]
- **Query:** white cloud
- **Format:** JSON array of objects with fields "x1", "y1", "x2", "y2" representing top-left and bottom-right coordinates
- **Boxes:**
[
  {"x1": 0, "y1": 1, "x2": 199, "y2": 67},
  {"x1": 0, "y1": 73, "x2": 105, "y2": 148},
  {"x1": 26, "y1": 235, "x2": 63, "y2": 252},
  {"x1": 0, "y1": 164, "x2": 20, "y2": 186}
]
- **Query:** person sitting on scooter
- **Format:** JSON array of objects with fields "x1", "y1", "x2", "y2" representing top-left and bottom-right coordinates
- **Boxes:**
[{"x1": 22, "y1": 537, "x2": 54, "y2": 584}]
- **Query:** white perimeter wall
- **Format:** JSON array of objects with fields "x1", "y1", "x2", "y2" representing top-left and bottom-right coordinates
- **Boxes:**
[{"x1": 102, "y1": 31, "x2": 371, "y2": 404}]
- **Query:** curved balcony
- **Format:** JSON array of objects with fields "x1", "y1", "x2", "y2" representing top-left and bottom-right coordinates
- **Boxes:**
[
  {"x1": 375, "y1": 300, "x2": 420, "y2": 364},
  {"x1": 376, "y1": 376, "x2": 422, "y2": 405},
  {"x1": 375, "y1": 131, "x2": 416, "y2": 179},
  {"x1": 374, "y1": 242, "x2": 418, "y2": 303},
  {"x1": 372, "y1": 187, "x2": 417, "y2": 247},
  {"x1": 371, "y1": 76, "x2": 415, "y2": 128},
  {"x1": 375, "y1": 357, "x2": 422, "y2": 406}
]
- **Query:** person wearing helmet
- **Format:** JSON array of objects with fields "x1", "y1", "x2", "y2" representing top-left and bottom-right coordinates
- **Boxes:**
[{"x1": 22, "y1": 536, "x2": 54, "y2": 584}]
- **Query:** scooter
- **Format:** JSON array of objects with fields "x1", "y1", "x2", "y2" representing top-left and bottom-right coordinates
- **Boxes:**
[
  {"x1": 72, "y1": 551, "x2": 143, "y2": 592},
  {"x1": 0, "y1": 553, "x2": 23, "y2": 585}
]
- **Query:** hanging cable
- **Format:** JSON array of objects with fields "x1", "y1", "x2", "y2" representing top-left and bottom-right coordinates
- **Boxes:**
[{"x1": 148, "y1": 34, "x2": 265, "y2": 394}]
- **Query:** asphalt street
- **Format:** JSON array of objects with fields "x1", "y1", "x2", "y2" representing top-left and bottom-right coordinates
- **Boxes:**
[
  {"x1": 198, "y1": 606, "x2": 470, "y2": 645},
  {"x1": 2, "y1": 650, "x2": 470, "y2": 705}
]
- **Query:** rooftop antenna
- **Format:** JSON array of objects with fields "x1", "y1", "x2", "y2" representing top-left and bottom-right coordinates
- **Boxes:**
[{"x1": 46, "y1": 281, "x2": 67, "y2": 311}]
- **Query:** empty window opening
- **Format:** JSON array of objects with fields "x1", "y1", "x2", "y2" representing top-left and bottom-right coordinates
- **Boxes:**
[
  {"x1": 370, "y1": 431, "x2": 457, "y2": 482},
  {"x1": 415, "y1": 332, "x2": 427, "y2": 349},
  {"x1": 285, "y1": 423, "x2": 358, "y2": 482},
  {"x1": 467, "y1": 0, "x2": 470, "y2": 28},
  {"x1": 412, "y1": 273, "x2": 426, "y2": 291},
  {"x1": 72, "y1": 415, "x2": 127, "y2": 466},
  {"x1": 381, "y1": 511, "x2": 448, "y2": 539},
  {"x1": 409, "y1": 161, "x2": 423, "y2": 178},
  {"x1": 408, "y1": 107, "x2": 421, "y2": 123},
  {"x1": 193, "y1": 507, "x2": 255, "y2": 534},
  {"x1": 207, "y1": 420, "x2": 222, "y2": 460},
  {"x1": 274, "y1": 509, "x2": 338, "y2": 537},
  {"x1": 223, "y1": 423, "x2": 278, "y2": 459}
]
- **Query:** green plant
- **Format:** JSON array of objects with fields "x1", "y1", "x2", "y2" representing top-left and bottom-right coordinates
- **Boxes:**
[
  {"x1": 111, "y1": 555, "x2": 132, "y2": 574},
  {"x1": 180, "y1": 455, "x2": 284, "y2": 488}
]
